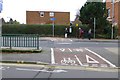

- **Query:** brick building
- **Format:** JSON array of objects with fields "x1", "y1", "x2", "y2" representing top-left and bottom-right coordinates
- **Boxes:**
[
  {"x1": 26, "y1": 11, "x2": 70, "y2": 25},
  {"x1": 106, "y1": 0, "x2": 120, "y2": 35}
]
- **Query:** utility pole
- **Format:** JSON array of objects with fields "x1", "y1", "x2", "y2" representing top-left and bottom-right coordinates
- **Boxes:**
[
  {"x1": 94, "y1": 17, "x2": 96, "y2": 39},
  {"x1": 53, "y1": 20, "x2": 54, "y2": 37},
  {"x1": 111, "y1": 0, "x2": 114, "y2": 39}
]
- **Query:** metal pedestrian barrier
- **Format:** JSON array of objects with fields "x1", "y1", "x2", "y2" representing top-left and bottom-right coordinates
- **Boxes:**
[{"x1": 2, "y1": 34, "x2": 40, "y2": 50}]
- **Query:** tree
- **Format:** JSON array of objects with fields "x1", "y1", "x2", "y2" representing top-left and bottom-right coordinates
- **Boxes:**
[
  {"x1": 79, "y1": 1, "x2": 110, "y2": 34},
  {"x1": 1, "y1": 18, "x2": 6, "y2": 24},
  {"x1": 6, "y1": 18, "x2": 20, "y2": 24},
  {"x1": 13, "y1": 20, "x2": 20, "y2": 24},
  {"x1": 9, "y1": 18, "x2": 14, "y2": 24}
]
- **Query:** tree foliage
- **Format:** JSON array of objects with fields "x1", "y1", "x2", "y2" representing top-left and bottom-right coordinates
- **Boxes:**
[
  {"x1": 79, "y1": 2, "x2": 110, "y2": 33},
  {"x1": 2, "y1": 18, "x2": 20, "y2": 24}
]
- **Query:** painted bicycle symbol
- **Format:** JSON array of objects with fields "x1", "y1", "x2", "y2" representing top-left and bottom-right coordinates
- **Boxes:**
[{"x1": 61, "y1": 58, "x2": 77, "y2": 65}]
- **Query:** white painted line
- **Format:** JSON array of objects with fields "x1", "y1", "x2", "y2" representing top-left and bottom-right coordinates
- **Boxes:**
[
  {"x1": 86, "y1": 55, "x2": 99, "y2": 63},
  {"x1": 82, "y1": 63, "x2": 89, "y2": 67},
  {"x1": 69, "y1": 39, "x2": 73, "y2": 42},
  {"x1": 68, "y1": 48, "x2": 72, "y2": 52},
  {"x1": 85, "y1": 48, "x2": 116, "y2": 67},
  {"x1": 75, "y1": 49, "x2": 83, "y2": 52},
  {"x1": 100, "y1": 64, "x2": 108, "y2": 67},
  {"x1": 74, "y1": 55, "x2": 83, "y2": 66},
  {"x1": 57, "y1": 43, "x2": 71, "y2": 44},
  {"x1": 59, "y1": 48, "x2": 65, "y2": 52},
  {"x1": 16, "y1": 68, "x2": 40, "y2": 72},
  {"x1": 16, "y1": 68, "x2": 67, "y2": 73},
  {"x1": 91, "y1": 64, "x2": 98, "y2": 67},
  {"x1": 51, "y1": 48, "x2": 55, "y2": 64}
]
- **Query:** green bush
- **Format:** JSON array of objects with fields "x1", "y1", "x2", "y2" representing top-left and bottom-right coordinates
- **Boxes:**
[
  {"x1": 2, "y1": 24, "x2": 68, "y2": 37},
  {"x1": 2, "y1": 24, "x2": 118, "y2": 39}
]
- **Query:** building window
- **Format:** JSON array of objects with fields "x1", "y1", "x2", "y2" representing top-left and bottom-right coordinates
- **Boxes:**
[
  {"x1": 40, "y1": 12, "x2": 44, "y2": 17},
  {"x1": 108, "y1": 8, "x2": 110, "y2": 17},
  {"x1": 49, "y1": 12, "x2": 54, "y2": 17}
]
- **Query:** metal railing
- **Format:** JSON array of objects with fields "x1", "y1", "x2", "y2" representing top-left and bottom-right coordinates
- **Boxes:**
[{"x1": 2, "y1": 34, "x2": 40, "y2": 49}]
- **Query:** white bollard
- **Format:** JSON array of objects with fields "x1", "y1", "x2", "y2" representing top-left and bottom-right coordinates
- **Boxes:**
[{"x1": 65, "y1": 33, "x2": 67, "y2": 38}]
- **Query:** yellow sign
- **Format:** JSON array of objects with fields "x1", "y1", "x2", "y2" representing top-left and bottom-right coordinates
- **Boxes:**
[{"x1": 76, "y1": 24, "x2": 78, "y2": 27}]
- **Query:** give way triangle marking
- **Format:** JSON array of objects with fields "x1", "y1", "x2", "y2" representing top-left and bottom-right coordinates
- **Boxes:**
[{"x1": 86, "y1": 55, "x2": 99, "y2": 63}]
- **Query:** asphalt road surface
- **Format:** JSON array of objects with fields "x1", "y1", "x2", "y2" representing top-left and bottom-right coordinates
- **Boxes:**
[
  {"x1": 1, "y1": 63, "x2": 118, "y2": 79},
  {"x1": 1, "y1": 37, "x2": 119, "y2": 79},
  {"x1": 40, "y1": 38, "x2": 118, "y2": 67}
]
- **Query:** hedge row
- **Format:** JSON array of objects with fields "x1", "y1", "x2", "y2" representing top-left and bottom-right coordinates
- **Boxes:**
[
  {"x1": 2, "y1": 24, "x2": 66, "y2": 37},
  {"x1": 2, "y1": 24, "x2": 118, "y2": 38},
  {"x1": 2, "y1": 24, "x2": 88, "y2": 38}
]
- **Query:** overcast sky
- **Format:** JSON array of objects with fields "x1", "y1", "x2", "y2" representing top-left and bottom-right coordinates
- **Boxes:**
[{"x1": 1, "y1": 0, "x2": 88, "y2": 24}]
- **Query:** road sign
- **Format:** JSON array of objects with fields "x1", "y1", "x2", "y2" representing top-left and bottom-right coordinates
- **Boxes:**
[
  {"x1": 50, "y1": 17, "x2": 56, "y2": 21},
  {"x1": 0, "y1": 0, "x2": 3, "y2": 13},
  {"x1": 76, "y1": 24, "x2": 78, "y2": 27}
]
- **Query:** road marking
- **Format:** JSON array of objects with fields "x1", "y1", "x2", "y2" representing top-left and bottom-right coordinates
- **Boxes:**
[
  {"x1": 86, "y1": 55, "x2": 99, "y2": 63},
  {"x1": 91, "y1": 64, "x2": 98, "y2": 67},
  {"x1": 69, "y1": 39, "x2": 73, "y2": 41},
  {"x1": 75, "y1": 49, "x2": 83, "y2": 52},
  {"x1": 0, "y1": 66, "x2": 6, "y2": 70},
  {"x1": 51, "y1": 48, "x2": 55, "y2": 64},
  {"x1": 68, "y1": 48, "x2": 72, "y2": 52},
  {"x1": 59, "y1": 48, "x2": 65, "y2": 52},
  {"x1": 100, "y1": 64, "x2": 108, "y2": 67},
  {"x1": 57, "y1": 43, "x2": 71, "y2": 44},
  {"x1": 16, "y1": 68, "x2": 67, "y2": 73},
  {"x1": 74, "y1": 55, "x2": 83, "y2": 66},
  {"x1": 85, "y1": 48, "x2": 116, "y2": 67},
  {"x1": 61, "y1": 58, "x2": 77, "y2": 65}
]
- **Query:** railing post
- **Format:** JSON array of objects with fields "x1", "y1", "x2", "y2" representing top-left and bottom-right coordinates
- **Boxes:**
[
  {"x1": 37, "y1": 34, "x2": 39, "y2": 50},
  {"x1": 10, "y1": 36, "x2": 12, "y2": 49}
]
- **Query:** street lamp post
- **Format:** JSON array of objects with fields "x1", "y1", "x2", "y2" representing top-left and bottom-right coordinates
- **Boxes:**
[
  {"x1": 94, "y1": 17, "x2": 96, "y2": 39},
  {"x1": 111, "y1": 0, "x2": 114, "y2": 39}
]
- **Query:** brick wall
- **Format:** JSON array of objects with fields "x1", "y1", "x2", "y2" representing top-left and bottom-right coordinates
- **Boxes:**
[
  {"x1": 26, "y1": 11, "x2": 70, "y2": 25},
  {"x1": 106, "y1": 0, "x2": 120, "y2": 35},
  {"x1": 106, "y1": 0, "x2": 119, "y2": 24}
]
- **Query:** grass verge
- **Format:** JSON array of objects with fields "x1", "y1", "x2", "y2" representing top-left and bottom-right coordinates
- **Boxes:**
[{"x1": 2, "y1": 48, "x2": 42, "y2": 53}]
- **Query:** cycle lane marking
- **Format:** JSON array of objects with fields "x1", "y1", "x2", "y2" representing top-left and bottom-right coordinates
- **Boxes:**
[
  {"x1": 85, "y1": 48, "x2": 116, "y2": 68},
  {"x1": 54, "y1": 48, "x2": 85, "y2": 66},
  {"x1": 74, "y1": 55, "x2": 83, "y2": 66},
  {"x1": 53, "y1": 48, "x2": 116, "y2": 68},
  {"x1": 86, "y1": 55, "x2": 99, "y2": 64}
]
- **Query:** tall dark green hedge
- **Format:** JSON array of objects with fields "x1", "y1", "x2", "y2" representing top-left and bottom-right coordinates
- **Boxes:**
[
  {"x1": 2, "y1": 24, "x2": 69, "y2": 37},
  {"x1": 2, "y1": 24, "x2": 117, "y2": 38}
]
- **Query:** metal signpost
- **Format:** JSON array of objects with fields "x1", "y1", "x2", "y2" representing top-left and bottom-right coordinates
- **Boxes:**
[
  {"x1": 94, "y1": 17, "x2": 96, "y2": 39},
  {"x1": 111, "y1": 0, "x2": 114, "y2": 39},
  {"x1": 50, "y1": 17, "x2": 56, "y2": 37}
]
